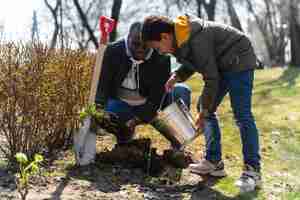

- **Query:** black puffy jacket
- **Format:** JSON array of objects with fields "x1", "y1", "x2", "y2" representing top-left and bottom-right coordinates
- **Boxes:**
[{"x1": 95, "y1": 39, "x2": 171, "y2": 122}]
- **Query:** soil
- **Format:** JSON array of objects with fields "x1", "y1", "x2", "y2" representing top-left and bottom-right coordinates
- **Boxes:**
[{"x1": 0, "y1": 137, "x2": 225, "y2": 200}]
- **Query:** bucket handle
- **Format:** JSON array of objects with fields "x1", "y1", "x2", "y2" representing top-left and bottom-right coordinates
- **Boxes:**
[{"x1": 158, "y1": 91, "x2": 175, "y2": 112}]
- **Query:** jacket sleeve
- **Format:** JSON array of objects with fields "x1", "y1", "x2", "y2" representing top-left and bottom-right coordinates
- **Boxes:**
[
  {"x1": 190, "y1": 35, "x2": 220, "y2": 113},
  {"x1": 134, "y1": 56, "x2": 171, "y2": 123},
  {"x1": 95, "y1": 45, "x2": 115, "y2": 106},
  {"x1": 198, "y1": 56, "x2": 220, "y2": 113},
  {"x1": 174, "y1": 60, "x2": 195, "y2": 82}
]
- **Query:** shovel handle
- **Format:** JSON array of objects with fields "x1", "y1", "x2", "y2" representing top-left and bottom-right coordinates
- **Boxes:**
[
  {"x1": 99, "y1": 16, "x2": 116, "y2": 44},
  {"x1": 88, "y1": 16, "x2": 115, "y2": 104}
]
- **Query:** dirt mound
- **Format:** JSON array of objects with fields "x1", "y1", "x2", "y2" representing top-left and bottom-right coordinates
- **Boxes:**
[{"x1": 96, "y1": 139, "x2": 196, "y2": 179}]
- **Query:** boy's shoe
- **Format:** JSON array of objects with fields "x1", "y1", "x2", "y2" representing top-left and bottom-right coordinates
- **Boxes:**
[
  {"x1": 188, "y1": 159, "x2": 227, "y2": 177},
  {"x1": 235, "y1": 164, "x2": 262, "y2": 192}
]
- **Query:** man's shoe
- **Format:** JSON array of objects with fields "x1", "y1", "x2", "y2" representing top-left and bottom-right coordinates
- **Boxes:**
[
  {"x1": 116, "y1": 133, "x2": 135, "y2": 145},
  {"x1": 115, "y1": 125, "x2": 135, "y2": 145},
  {"x1": 76, "y1": 163, "x2": 96, "y2": 177},
  {"x1": 163, "y1": 149, "x2": 195, "y2": 168},
  {"x1": 235, "y1": 164, "x2": 262, "y2": 192},
  {"x1": 189, "y1": 159, "x2": 226, "y2": 177}
]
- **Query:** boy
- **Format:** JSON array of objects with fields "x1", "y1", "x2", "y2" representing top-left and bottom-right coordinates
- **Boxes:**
[{"x1": 142, "y1": 14, "x2": 261, "y2": 190}]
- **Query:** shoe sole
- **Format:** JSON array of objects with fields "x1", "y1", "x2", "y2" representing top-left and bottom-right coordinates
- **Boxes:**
[
  {"x1": 235, "y1": 179, "x2": 262, "y2": 191},
  {"x1": 190, "y1": 169, "x2": 227, "y2": 177}
]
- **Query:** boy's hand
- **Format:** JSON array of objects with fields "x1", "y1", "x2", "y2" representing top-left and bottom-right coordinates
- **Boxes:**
[
  {"x1": 165, "y1": 73, "x2": 179, "y2": 92},
  {"x1": 195, "y1": 112, "x2": 205, "y2": 131}
]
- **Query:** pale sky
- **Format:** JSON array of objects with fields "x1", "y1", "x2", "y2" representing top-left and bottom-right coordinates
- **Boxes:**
[
  {"x1": 0, "y1": 0, "x2": 44, "y2": 41},
  {"x1": 0, "y1": 0, "x2": 254, "y2": 43}
]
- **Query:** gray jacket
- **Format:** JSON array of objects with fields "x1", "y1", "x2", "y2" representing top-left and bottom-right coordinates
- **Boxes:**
[{"x1": 174, "y1": 14, "x2": 258, "y2": 113}]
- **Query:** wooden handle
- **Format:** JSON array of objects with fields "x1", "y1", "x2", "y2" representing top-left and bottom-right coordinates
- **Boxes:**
[{"x1": 88, "y1": 16, "x2": 115, "y2": 104}]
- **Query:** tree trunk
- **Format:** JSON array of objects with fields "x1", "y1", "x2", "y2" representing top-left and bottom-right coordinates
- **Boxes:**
[
  {"x1": 51, "y1": 21, "x2": 59, "y2": 49},
  {"x1": 175, "y1": 0, "x2": 215, "y2": 20},
  {"x1": 195, "y1": 0, "x2": 203, "y2": 18},
  {"x1": 44, "y1": 0, "x2": 60, "y2": 49},
  {"x1": 110, "y1": 0, "x2": 122, "y2": 42},
  {"x1": 203, "y1": 0, "x2": 217, "y2": 21},
  {"x1": 245, "y1": 0, "x2": 288, "y2": 66},
  {"x1": 225, "y1": 0, "x2": 243, "y2": 31},
  {"x1": 31, "y1": 11, "x2": 39, "y2": 41},
  {"x1": 290, "y1": 0, "x2": 300, "y2": 67},
  {"x1": 73, "y1": 0, "x2": 99, "y2": 49},
  {"x1": 59, "y1": 0, "x2": 64, "y2": 49}
]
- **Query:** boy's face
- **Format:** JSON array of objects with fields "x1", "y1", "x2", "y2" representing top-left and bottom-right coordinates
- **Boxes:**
[{"x1": 147, "y1": 33, "x2": 175, "y2": 55}]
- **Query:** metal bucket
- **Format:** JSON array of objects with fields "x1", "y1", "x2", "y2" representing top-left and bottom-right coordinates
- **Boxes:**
[{"x1": 158, "y1": 98, "x2": 200, "y2": 149}]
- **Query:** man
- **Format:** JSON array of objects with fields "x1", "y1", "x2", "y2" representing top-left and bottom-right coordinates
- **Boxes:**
[
  {"x1": 95, "y1": 22, "x2": 191, "y2": 150},
  {"x1": 142, "y1": 14, "x2": 262, "y2": 190}
]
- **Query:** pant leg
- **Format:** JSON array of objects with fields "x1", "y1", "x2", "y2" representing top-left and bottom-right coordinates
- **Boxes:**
[
  {"x1": 105, "y1": 98, "x2": 136, "y2": 143},
  {"x1": 225, "y1": 69, "x2": 261, "y2": 169},
  {"x1": 105, "y1": 98, "x2": 135, "y2": 123},
  {"x1": 203, "y1": 79, "x2": 229, "y2": 162}
]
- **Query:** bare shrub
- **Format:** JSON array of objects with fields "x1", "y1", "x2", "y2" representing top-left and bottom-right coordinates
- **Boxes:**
[{"x1": 0, "y1": 42, "x2": 94, "y2": 161}]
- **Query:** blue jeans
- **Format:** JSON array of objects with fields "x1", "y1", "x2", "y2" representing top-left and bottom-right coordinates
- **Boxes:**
[
  {"x1": 105, "y1": 83, "x2": 191, "y2": 124},
  {"x1": 203, "y1": 69, "x2": 261, "y2": 169}
]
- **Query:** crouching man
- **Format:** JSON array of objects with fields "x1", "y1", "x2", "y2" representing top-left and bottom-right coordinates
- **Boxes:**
[{"x1": 94, "y1": 22, "x2": 191, "y2": 151}]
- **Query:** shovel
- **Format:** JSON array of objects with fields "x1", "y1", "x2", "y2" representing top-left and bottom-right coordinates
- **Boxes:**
[{"x1": 73, "y1": 16, "x2": 115, "y2": 166}]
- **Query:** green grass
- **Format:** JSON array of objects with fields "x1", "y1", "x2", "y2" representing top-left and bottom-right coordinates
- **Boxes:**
[
  {"x1": 116, "y1": 67, "x2": 292, "y2": 199},
  {"x1": 136, "y1": 67, "x2": 300, "y2": 199},
  {"x1": 284, "y1": 192, "x2": 300, "y2": 200},
  {"x1": 0, "y1": 158, "x2": 8, "y2": 169},
  {"x1": 172, "y1": 67, "x2": 300, "y2": 199}
]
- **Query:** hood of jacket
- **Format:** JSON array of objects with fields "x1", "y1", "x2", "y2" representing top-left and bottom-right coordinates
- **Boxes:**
[{"x1": 174, "y1": 14, "x2": 204, "y2": 48}]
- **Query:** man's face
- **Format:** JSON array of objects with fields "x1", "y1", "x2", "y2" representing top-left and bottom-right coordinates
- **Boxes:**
[
  {"x1": 146, "y1": 33, "x2": 175, "y2": 55},
  {"x1": 128, "y1": 32, "x2": 149, "y2": 60}
]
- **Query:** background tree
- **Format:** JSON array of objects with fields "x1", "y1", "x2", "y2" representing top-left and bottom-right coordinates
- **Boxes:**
[
  {"x1": 41, "y1": 0, "x2": 295, "y2": 66},
  {"x1": 289, "y1": 0, "x2": 300, "y2": 67},
  {"x1": 31, "y1": 11, "x2": 40, "y2": 42},
  {"x1": 63, "y1": 0, "x2": 105, "y2": 49},
  {"x1": 44, "y1": 0, "x2": 62, "y2": 49},
  {"x1": 0, "y1": 21, "x2": 4, "y2": 40},
  {"x1": 0, "y1": 22, "x2": 4, "y2": 40},
  {"x1": 110, "y1": 0, "x2": 122, "y2": 42},
  {"x1": 225, "y1": 0, "x2": 243, "y2": 31},
  {"x1": 72, "y1": 0, "x2": 99, "y2": 49},
  {"x1": 44, "y1": 0, "x2": 122, "y2": 49},
  {"x1": 201, "y1": 0, "x2": 217, "y2": 21},
  {"x1": 245, "y1": 0, "x2": 288, "y2": 65},
  {"x1": 59, "y1": 0, "x2": 64, "y2": 48}
]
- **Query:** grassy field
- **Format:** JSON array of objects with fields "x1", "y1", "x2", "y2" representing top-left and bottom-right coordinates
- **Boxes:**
[
  {"x1": 1, "y1": 67, "x2": 300, "y2": 200},
  {"x1": 135, "y1": 67, "x2": 300, "y2": 199}
]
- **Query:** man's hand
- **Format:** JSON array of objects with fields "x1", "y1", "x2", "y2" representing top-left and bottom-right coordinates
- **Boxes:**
[{"x1": 165, "y1": 73, "x2": 179, "y2": 92}]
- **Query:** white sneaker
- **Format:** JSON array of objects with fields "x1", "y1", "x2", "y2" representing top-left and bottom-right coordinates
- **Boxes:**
[
  {"x1": 235, "y1": 164, "x2": 262, "y2": 192},
  {"x1": 189, "y1": 159, "x2": 226, "y2": 177}
]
